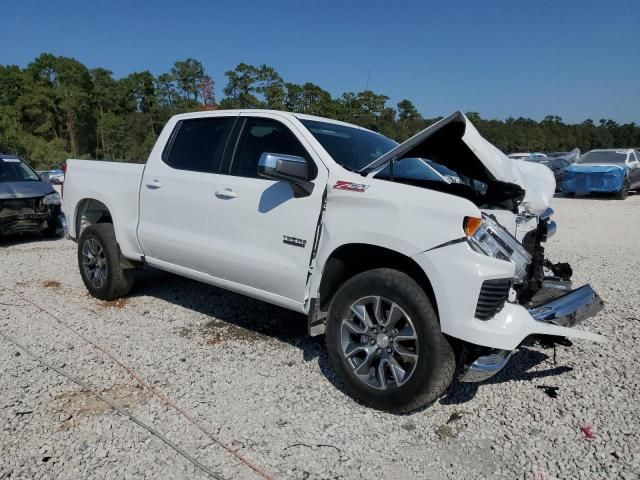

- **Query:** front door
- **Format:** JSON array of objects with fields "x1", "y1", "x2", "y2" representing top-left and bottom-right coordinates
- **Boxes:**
[{"x1": 206, "y1": 113, "x2": 328, "y2": 303}]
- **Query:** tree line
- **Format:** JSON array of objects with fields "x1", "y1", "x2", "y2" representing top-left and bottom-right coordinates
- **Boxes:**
[{"x1": 1, "y1": 53, "x2": 639, "y2": 170}]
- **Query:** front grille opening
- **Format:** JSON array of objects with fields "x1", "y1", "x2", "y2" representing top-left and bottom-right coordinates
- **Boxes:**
[{"x1": 475, "y1": 279, "x2": 511, "y2": 320}]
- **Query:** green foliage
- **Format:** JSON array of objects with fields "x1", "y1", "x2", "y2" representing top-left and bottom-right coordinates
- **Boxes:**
[{"x1": 1, "y1": 55, "x2": 638, "y2": 170}]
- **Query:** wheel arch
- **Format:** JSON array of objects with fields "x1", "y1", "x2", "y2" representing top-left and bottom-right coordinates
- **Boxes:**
[
  {"x1": 311, "y1": 243, "x2": 439, "y2": 333},
  {"x1": 74, "y1": 198, "x2": 114, "y2": 239}
]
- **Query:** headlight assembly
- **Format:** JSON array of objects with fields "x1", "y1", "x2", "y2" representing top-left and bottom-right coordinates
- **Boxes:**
[
  {"x1": 464, "y1": 214, "x2": 532, "y2": 282},
  {"x1": 42, "y1": 192, "x2": 61, "y2": 206}
]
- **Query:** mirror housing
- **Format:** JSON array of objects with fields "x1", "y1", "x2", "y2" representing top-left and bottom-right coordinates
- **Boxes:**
[{"x1": 258, "y1": 153, "x2": 313, "y2": 196}]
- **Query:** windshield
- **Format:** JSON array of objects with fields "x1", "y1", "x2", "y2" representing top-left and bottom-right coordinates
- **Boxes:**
[
  {"x1": 300, "y1": 119, "x2": 397, "y2": 171},
  {"x1": 578, "y1": 151, "x2": 627, "y2": 164},
  {"x1": 374, "y1": 156, "x2": 488, "y2": 194},
  {"x1": 0, "y1": 158, "x2": 40, "y2": 182},
  {"x1": 376, "y1": 158, "x2": 447, "y2": 182}
]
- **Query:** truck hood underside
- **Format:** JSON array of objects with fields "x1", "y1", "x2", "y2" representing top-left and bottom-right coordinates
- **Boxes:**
[{"x1": 364, "y1": 111, "x2": 555, "y2": 213}]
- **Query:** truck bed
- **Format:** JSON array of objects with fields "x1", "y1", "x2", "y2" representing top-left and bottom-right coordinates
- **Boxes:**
[{"x1": 63, "y1": 159, "x2": 145, "y2": 259}]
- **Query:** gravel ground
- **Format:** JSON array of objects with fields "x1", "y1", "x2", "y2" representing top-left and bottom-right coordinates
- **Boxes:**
[{"x1": 1, "y1": 195, "x2": 639, "y2": 480}]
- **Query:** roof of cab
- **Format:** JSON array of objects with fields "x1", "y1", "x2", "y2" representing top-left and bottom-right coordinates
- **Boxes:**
[{"x1": 169, "y1": 109, "x2": 379, "y2": 134}]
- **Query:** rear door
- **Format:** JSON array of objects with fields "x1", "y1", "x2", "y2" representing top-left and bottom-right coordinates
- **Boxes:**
[
  {"x1": 137, "y1": 114, "x2": 236, "y2": 272},
  {"x1": 205, "y1": 112, "x2": 328, "y2": 302}
]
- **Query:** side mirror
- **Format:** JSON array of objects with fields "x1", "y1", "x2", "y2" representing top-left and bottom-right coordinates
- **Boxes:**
[
  {"x1": 49, "y1": 175, "x2": 64, "y2": 185},
  {"x1": 258, "y1": 153, "x2": 313, "y2": 196}
]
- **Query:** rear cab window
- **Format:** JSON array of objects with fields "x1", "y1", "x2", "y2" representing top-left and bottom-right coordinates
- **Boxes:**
[{"x1": 162, "y1": 117, "x2": 235, "y2": 173}]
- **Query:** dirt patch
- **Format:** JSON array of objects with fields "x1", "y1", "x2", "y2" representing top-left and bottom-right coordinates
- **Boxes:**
[
  {"x1": 14, "y1": 281, "x2": 29, "y2": 287},
  {"x1": 98, "y1": 298, "x2": 130, "y2": 309},
  {"x1": 49, "y1": 383, "x2": 150, "y2": 428},
  {"x1": 175, "y1": 326, "x2": 193, "y2": 338},
  {"x1": 435, "y1": 424, "x2": 456, "y2": 440},
  {"x1": 42, "y1": 280, "x2": 62, "y2": 290},
  {"x1": 201, "y1": 318, "x2": 264, "y2": 344}
]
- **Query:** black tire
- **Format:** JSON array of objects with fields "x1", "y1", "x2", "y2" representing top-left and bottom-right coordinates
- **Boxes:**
[
  {"x1": 326, "y1": 268, "x2": 455, "y2": 413},
  {"x1": 614, "y1": 178, "x2": 629, "y2": 200},
  {"x1": 78, "y1": 223, "x2": 135, "y2": 300},
  {"x1": 42, "y1": 222, "x2": 58, "y2": 238}
]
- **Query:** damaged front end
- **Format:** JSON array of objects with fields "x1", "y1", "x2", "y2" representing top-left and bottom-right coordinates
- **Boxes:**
[
  {"x1": 0, "y1": 196, "x2": 61, "y2": 235},
  {"x1": 361, "y1": 111, "x2": 604, "y2": 383},
  {"x1": 459, "y1": 207, "x2": 604, "y2": 383}
]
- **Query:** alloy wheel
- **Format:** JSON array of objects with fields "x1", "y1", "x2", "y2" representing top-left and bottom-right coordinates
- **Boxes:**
[
  {"x1": 81, "y1": 238, "x2": 107, "y2": 289},
  {"x1": 340, "y1": 296, "x2": 419, "y2": 390}
]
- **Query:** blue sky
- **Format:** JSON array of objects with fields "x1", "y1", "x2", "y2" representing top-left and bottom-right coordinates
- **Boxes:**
[{"x1": 2, "y1": 0, "x2": 639, "y2": 123}]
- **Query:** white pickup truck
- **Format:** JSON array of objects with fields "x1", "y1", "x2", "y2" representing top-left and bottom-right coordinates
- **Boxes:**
[{"x1": 62, "y1": 109, "x2": 604, "y2": 412}]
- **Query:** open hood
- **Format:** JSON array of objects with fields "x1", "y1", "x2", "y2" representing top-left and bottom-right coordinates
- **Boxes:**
[{"x1": 363, "y1": 111, "x2": 555, "y2": 214}]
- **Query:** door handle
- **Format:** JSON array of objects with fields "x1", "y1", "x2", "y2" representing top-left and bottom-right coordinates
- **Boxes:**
[
  {"x1": 215, "y1": 188, "x2": 237, "y2": 199},
  {"x1": 146, "y1": 179, "x2": 162, "y2": 189}
]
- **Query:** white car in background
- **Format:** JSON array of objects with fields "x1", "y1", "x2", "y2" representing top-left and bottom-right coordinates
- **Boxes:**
[
  {"x1": 508, "y1": 152, "x2": 547, "y2": 161},
  {"x1": 62, "y1": 110, "x2": 604, "y2": 412}
]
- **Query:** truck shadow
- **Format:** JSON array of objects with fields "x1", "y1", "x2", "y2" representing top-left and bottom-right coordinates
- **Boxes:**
[
  {"x1": 133, "y1": 266, "x2": 327, "y2": 355},
  {"x1": 439, "y1": 347, "x2": 573, "y2": 406},
  {"x1": 131, "y1": 268, "x2": 574, "y2": 413}
]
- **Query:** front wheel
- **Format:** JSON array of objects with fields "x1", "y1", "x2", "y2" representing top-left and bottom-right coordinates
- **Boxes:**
[
  {"x1": 326, "y1": 268, "x2": 455, "y2": 413},
  {"x1": 78, "y1": 223, "x2": 135, "y2": 300},
  {"x1": 614, "y1": 178, "x2": 629, "y2": 200}
]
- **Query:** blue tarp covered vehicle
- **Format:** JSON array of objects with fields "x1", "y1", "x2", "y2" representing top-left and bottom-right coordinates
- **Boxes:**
[
  {"x1": 563, "y1": 164, "x2": 626, "y2": 193},
  {"x1": 562, "y1": 149, "x2": 640, "y2": 199}
]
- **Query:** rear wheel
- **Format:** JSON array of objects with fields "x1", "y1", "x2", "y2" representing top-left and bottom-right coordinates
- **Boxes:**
[
  {"x1": 326, "y1": 268, "x2": 455, "y2": 413},
  {"x1": 78, "y1": 224, "x2": 135, "y2": 300},
  {"x1": 614, "y1": 178, "x2": 629, "y2": 200}
]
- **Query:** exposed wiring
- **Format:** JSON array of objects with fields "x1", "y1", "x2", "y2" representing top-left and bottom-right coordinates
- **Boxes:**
[
  {"x1": 0, "y1": 285, "x2": 273, "y2": 480},
  {"x1": 0, "y1": 329, "x2": 225, "y2": 480}
]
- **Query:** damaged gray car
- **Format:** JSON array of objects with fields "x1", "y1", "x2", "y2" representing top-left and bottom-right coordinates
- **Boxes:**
[{"x1": 0, "y1": 154, "x2": 62, "y2": 238}]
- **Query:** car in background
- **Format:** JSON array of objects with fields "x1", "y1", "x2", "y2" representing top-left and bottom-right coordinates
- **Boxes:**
[
  {"x1": 542, "y1": 157, "x2": 571, "y2": 191},
  {"x1": 563, "y1": 149, "x2": 640, "y2": 199},
  {"x1": 39, "y1": 169, "x2": 65, "y2": 185},
  {"x1": 508, "y1": 152, "x2": 547, "y2": 161},
  {"x1": 537, "y1": 148, "x2": 580, "y2": 191},
  {"x1": 0, "y1": 154, "x2": 62, "y2": 238},
  {"x1": 545, "y1": 148, "x2": 580, "y2": 163}
]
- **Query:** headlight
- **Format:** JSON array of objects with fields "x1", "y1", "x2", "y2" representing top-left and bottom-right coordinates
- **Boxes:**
[
  {"x1": 464, "y1": 213, "x2": 532, "y2": 282},
  {"x1": 42, "y1": 192, "x2": 61, "y2": 206}
]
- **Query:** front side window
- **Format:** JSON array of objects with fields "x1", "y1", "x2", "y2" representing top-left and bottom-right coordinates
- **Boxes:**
[
  {"x1": 230, "y1": 117, "x2": 313, "y2": 178},
  {"x1": 301, "y1": 119, "x2": 397, "y2": 172},
  {"x1": 164, "y1": 117, "x2": 234, "y2": 172},
  {"x1": 0, "y1": 157, "x2": 40, "y2": 182}
]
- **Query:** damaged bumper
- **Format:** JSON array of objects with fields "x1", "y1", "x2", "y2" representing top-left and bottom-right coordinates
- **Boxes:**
[
  {"x1": 0, "y1": 205, "x2": 61, "y2": 235},
  {"x1": 414, "y1": 241, "x2": 606, "y2": 351},
  {"x1": 460, "y1": 282, "x2": 604, "y2": 382},
  {"x1": 529, "y1": 284, "x2": 603, "y2": 328}
]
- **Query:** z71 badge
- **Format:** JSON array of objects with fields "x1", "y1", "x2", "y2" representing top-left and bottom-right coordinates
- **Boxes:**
[{"x1": 333, "y1": 180, "x2": 370, "y2": 192}]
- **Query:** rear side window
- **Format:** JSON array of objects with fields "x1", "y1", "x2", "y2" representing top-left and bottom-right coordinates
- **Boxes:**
[
  {"x1": 163, "y1": 117, "x2": 233, "y2": 172},
  {"x1": 229, "y1": 117, "x2": 315, "y2": 178}
]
